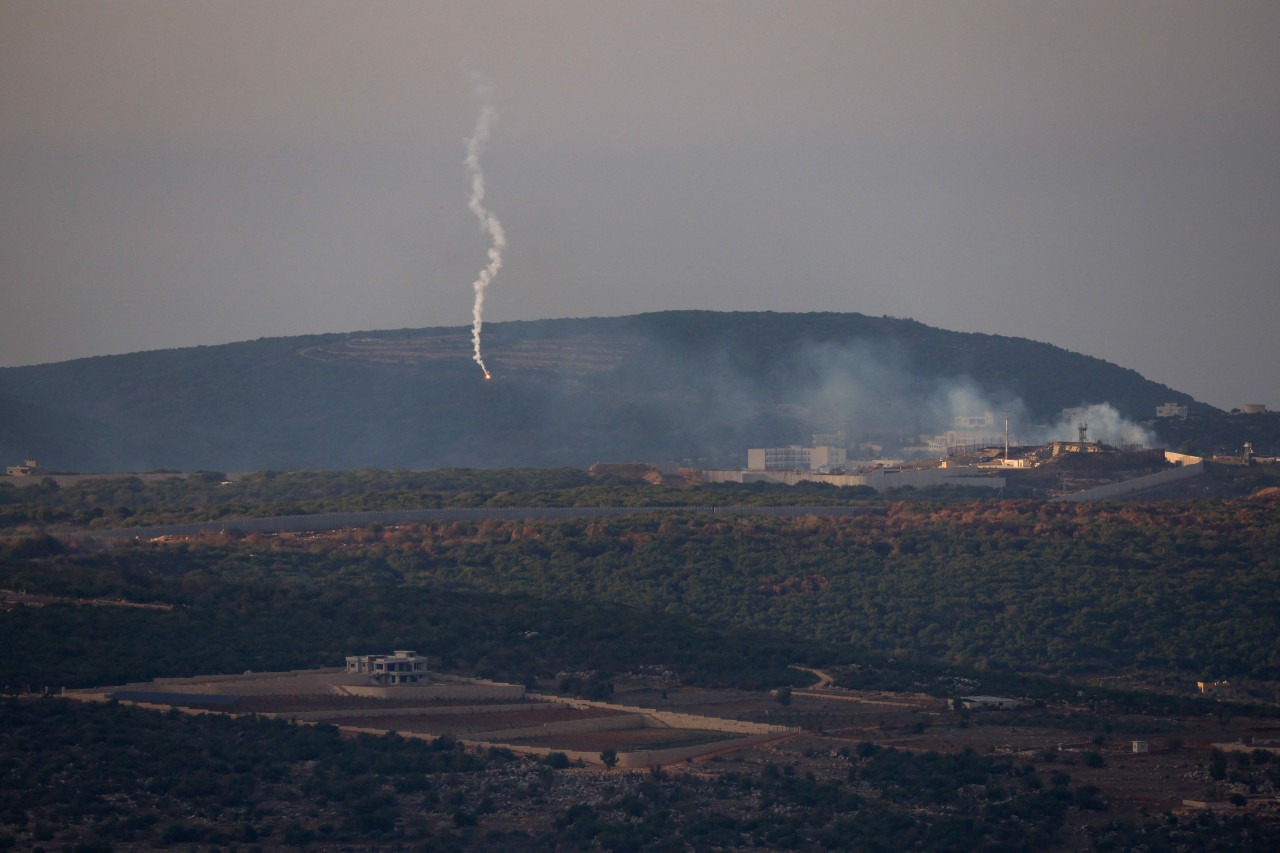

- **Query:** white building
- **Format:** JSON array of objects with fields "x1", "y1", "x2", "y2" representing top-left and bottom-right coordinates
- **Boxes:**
[
  {"x1": 1156, "y1": 403, "x2": 1188, "y2": 418},
  {"x1": 747, "y1": 445, "x2": 847, "y2": 471},
  {"x1": 954, "y1": 413, "x2": 994, "y2": 430},
  {"x1": 928, "y1": 430, "x2": 1005, "y2": 455},
  {"x1": 5, "y1": 459, "x2": 43, "y2": 477},
  {"x1": 345, "y1": 650, "x2": 429, "y2": 685}
]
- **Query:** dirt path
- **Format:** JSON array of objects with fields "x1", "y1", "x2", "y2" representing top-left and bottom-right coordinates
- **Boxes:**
[{"x1": 791, "y1": 665, "x2": 834, "y2": 689}]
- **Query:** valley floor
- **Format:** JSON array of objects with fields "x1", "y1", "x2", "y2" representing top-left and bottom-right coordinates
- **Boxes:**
[{"x1": 54, "y1": 668, "x2": 1280, "y2": 844}]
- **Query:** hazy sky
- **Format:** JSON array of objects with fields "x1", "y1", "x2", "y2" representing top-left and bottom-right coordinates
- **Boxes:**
[{"x1": 2, "y1": 1, "x2": 1277, "y2": 410}]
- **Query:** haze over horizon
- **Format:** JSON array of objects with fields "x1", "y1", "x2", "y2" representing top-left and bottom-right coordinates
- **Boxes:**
[{"x1": 2, "y1": 2, "x2": 1278, "y2": 412}]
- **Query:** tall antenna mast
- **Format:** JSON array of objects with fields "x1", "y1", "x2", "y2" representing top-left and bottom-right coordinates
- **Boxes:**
[{"x1": 1004, "y1": 409, "x2": 1009, "y2": 462}]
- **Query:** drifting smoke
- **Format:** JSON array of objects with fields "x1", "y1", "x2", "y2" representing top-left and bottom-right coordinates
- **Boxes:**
[
  {"x1": 464, "y1": 77, "x2": 505, "y2": 380},
  {"x1": 1041, "y1": 403, "x2": 1155, "y2": 447},
  {"x1": 783, "y1": 341, "x2": 1156, "y2": 458}
]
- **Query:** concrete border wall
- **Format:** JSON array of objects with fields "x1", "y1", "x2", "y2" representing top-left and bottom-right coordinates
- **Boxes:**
[{"x1": 1050, "y1": 460, "x2": 1206, "y2": 503}]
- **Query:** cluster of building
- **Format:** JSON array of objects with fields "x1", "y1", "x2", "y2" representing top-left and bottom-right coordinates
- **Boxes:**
[
  {"x1": 706, "y1": 403, "x2": 1200, "y2": 494},
  {"x1": 703, "y1": 427, "x2": 1008, "y2": 493},
  {"x1": 739, "y1": 403, "x2": 1172, "y2": 477},
  {"x1": 741, "y1": 416, "x2": 1006, "y2": 476},
  {"x1": 1155, "y1": 401, "x2": 1270, "y2": 418}
]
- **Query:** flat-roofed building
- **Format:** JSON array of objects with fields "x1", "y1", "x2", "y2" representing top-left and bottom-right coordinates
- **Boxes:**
[
  {"x1": 955, "y1": 413, "x2": 994, "y2": 429},
  {"x1": 747, "y1": 445, "x2": 846, "y2": 471},
  {"x1": 345, "y1": 650, "x2": 429, "y2": 684},
  {"x1": 5, "y1": 459, "x2": 43, "y2": 477}
]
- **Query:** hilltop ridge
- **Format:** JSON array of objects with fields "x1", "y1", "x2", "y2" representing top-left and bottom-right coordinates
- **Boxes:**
[{"x1": 0, "y1": 311, "x2": 1206, "y2": 472}]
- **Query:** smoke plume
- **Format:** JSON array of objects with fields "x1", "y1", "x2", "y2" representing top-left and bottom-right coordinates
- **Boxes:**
[{"x1": 464, "y1": 77, "x2": 505, "y2": 380}]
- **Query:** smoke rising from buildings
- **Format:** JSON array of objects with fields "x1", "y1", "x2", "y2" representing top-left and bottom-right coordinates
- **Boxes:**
[
  {"x1": 731, "y1": 339, "x2": 1158, "y2": 461},
  {"x1": 464, "y1": 76, "x2": 505, "y2": 380},
  {"x1": 0, "y1": 308, "x2": 1178, "y2": 472},
  {"x1": 1040, "y1": 404, "x2": 1155, "y2": 448}
]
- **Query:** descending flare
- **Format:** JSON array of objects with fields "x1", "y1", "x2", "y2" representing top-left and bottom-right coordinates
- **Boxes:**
[{"x1": 464, "y1": 83, "x2": 505, "y2": 380}]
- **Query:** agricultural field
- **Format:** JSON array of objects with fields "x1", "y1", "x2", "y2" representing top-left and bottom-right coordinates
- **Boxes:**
[
  {"x1": 504, "y1": 728, "x2": 744, "y2": 753},
  {"x1": 23, "y1": 490, "x2": 1272, "y2": 691},
  {"x1": 68, "y1": 663, "x2": 780, "y2": 771},
  {"x1": 5, "y1": 678, "x2": 1280, "y2": 851},
  {"x1": 323, "y1": 707, "x2": 628, "y2": 738},
  {"x1": 3, "y1": 469, "x2": 1280, "y2": 848}
]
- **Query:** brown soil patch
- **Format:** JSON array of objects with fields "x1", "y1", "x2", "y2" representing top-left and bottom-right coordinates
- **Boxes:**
[
  {"x1": 507, "y1": 728, "x2": 744, "y2": 752},
  {"x1": 327, "y1": 706, "x2": 625, "y2": 735}
]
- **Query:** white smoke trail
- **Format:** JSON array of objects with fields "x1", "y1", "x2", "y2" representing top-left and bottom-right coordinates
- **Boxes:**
[{"x1": 464, "y1": 80, "x2": 504, "y2": 380}]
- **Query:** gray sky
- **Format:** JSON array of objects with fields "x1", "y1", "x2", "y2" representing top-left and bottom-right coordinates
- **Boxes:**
[{"x1": 2, "y1": 1, "x2": 1277, "y2": 410}]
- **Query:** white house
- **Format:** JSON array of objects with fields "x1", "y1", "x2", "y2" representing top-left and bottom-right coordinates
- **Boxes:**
[{"x1": 345, "y1": 650, "x2": 429, "y2": 685}]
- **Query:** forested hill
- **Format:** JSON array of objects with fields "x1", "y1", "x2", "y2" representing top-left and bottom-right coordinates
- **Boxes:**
[{"x1": 0, "y1": 311, "x2": 1205, "y2": 472}]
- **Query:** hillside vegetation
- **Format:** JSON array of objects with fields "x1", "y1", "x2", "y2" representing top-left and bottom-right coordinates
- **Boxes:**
[
  {"x1": 0, "y1": 311, "x2": 1206, "y2": 471},
  {"x1": 176, "y1": 498, "x2": 1278, "y2": 683},
  {"x1": 16, "y1": 694, "x2": 1230, "y2": 852},
  {"x1": 5, "y1": 480, "x2": 1280, "y2": 849},
  {"x1": 0, "y1": 467, "x2": 887, "y2": 532},
  {"x1": 5, "y1": 491, "x2": 1276, "y2": 690}
]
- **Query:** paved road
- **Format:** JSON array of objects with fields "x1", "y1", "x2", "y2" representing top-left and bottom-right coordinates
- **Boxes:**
[{"x1": 80, "y1": 504, "x2": 886, "y2": 540}]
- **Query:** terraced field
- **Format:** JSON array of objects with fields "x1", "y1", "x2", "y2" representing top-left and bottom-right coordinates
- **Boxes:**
[{"x1": 298, "y1": 333, "x2": 641, "y2": 376}]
